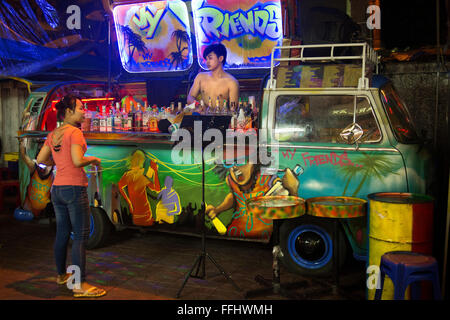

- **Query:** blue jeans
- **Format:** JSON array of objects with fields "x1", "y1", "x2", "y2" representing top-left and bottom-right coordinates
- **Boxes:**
[{"x1": 51, "y1": 185, "x2": 90, "y2": 282}]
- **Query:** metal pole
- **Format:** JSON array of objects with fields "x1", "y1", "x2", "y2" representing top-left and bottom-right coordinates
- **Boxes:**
[
  {"x1": 443, "y1": 176, "x2": 450, "y2": 298},
  {"x1": 434, "y1": 0, "x2": 449, "y2": 299},
  {"x1": 107, "y1": 14, "x2": 111, "y2": 94},
  {"x1": 434, "y1": 0, "x2": 440, "y2": 149}
]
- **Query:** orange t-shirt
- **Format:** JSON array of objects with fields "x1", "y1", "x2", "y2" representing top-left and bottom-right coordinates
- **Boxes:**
[{"x1": 45, "y1": 126, "x2": 88, "y2": 186}]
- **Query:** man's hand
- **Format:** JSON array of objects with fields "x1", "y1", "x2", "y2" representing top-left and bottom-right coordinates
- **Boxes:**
[
  {"x1": 205, "y1": 204, "x2": 217, "y2": 219},
  {"x1": 146, "y1": 166, "x2": 155, "y2": 179},
  {"x1": 19, "y1": 138, "x2": 26, "y2": 152}
]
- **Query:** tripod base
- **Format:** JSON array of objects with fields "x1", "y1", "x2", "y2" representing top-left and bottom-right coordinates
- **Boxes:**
[
  {"x1": 245, "y1": 274, "x2": 308, "y2": 299},
  {"x1": 176, "y1": 250, "x2": 241, "y2": 298},
  {"x1": 245, "y1": 244, "x2": 308, "y2": 299}
]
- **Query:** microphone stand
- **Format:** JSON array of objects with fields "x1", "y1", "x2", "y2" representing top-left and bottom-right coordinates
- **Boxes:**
[{"x1": 176, "y1": 119, "x2": 241, "y2": 298}]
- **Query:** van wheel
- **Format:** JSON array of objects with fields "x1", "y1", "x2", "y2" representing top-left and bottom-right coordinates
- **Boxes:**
[
  {"x1": 279, "y1": 216, "x2": 347, "y2": 276},
  {"x1": 86, "y1": 207, "x2": 113, "y2": 249}
]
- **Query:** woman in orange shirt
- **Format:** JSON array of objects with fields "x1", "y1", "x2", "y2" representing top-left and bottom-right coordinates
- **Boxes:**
[{"x1": 37, "y1": 94, "x2": 106, "y2": 298}]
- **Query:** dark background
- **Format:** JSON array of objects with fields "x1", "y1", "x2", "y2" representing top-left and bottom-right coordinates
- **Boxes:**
[{"x1": 381, "y1": 0, "x2": 447, "y2": 49}]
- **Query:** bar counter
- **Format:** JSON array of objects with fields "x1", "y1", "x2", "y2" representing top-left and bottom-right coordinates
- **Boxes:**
[{"x1": 18, "y1": 130, "x2": 175, "y2": 145}]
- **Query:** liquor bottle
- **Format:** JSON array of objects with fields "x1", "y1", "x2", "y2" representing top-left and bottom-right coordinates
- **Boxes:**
[
  {"x1": 128, "y1": 103, "x2": 134, "y2": 131},
  {"x1": 230, "y1": 101, "x2": 236, "y2": 114},
  {"x1": 135, "y1": 103, "x2": 143, "y2": 132},
  {"x1": 177, "y1": 101, "x2": 182, "y2": 114},
  {"x1": 91, "y1": 106, "x2": 100, "y2": 132},
  {"x1": 149, "y1": 106, "x2": 158, "y2": 132},
  {"x1": 161, "y1": 106, "x2": 167, "y2": 121},
  {"x1": 248, "y1": 96, "x2": 256, "y2": 110},
  {"x1": 251, "y1": 101, "x2": 258, "y2": 129},
  {"x1": 215, "y1": 96, "x2": 220, "y2": 114},
  {"x1": 166, "y1": 102, "x2": 175, "y2": 123},
  {"x1": 221, "y1": 99, "x2": 228, "y2": 115},
  {"x1": 230, "y1": 107, "x2": 237, "y2": 130},
  {"x1": 244, "y1": 100, "x2": 252, "y2": 129},
  {"x1": 114, "y1": 102, "x2": 122, "y2": 132},
  {"x1": 200, "y1": 99, "x2": 205, "y2": 114},
  {"x1": 142, "y1": 105, "x2": 150, "y2": 132},
  {"x1": 82, "y1": 102, "x2": 91, "y2": 131},
  {"x1": 121, "y1": 106, "x2": 128, "y2": 131},
  {"x1": 237, "y1": 108, "x2": 246, "y2": 130},
  {"x1": 106, "y1": 106, "x2": 113, "y2": 132},
  {"x1": 207, "y1": 97, "x2": 212, "y2": 114},
  {"x1": 99, "y1": 105, "x2": 107, "y2": 132}
]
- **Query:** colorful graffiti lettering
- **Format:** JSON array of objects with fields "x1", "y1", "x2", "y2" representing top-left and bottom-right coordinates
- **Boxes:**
[
  {"x1": 132, "y1": 5, "x2": 167, "y2": 39},
  {"x1": 302, "y1": 151, "x2": 363, "y2": 168},
  {"x1": 113, "y1": 0, "x2": 193, "y2": 72},
  {"x1": 196, "y1": 2, "x2": 282, "y2": 42},
  {"x1": 31, "y1": 179, "x2": 51, "y2": 193},
  {"x1": 281, "y1": 148, "x2": 297, "y2": 160}
]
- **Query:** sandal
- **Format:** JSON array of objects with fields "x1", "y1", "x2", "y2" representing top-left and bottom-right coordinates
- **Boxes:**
[
  {"x1": 73, "y1": 286, "x2": 106, "y2": 298},
  {"x1": 56, "y1": 273, "x2": 71, "y2": 285}
]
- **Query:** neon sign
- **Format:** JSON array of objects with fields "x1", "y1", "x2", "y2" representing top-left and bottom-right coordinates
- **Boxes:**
[
  {"x1": 113, "y1": 0, "x2": 193, "y2": 73},
  {"x1": 132, "y1": 6, "x2": 167, "y2": 40},
  {"x1": 192, "y1": 0, "x2": 283, "y2": 70},
  {"x1": 197, "y1": 4, "x2": 282, "y2": 41}
]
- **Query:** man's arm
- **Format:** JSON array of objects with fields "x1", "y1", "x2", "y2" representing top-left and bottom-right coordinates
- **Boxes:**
[
  {"x1": 187, "y1": 74, "x2": 201, "y2": 104},
  {"x1": 36, "y1": 144, "x2": 52, "y2": 165},
  {"x1": 19, "y1": 139, "x2": 35, "y2": 171},
  {"x1": 228, "y1": 77, "x2": 239, "y2": 107},
  {"x1": 205, "y1": 192, "x2": 235, "y2": 219}
]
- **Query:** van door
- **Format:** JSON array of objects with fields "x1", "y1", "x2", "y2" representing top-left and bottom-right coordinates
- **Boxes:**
[
  {"x1": 266, "y1": 90, "x2": 408, "y2": 275},
  {"x1": 268, "y1": 91, "x2": 408, "y2": 199}
]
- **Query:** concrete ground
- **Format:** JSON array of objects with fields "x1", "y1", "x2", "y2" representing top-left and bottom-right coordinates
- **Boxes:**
[{"x1": 0, "y1": 195, "x2": 367, "y2": 302}]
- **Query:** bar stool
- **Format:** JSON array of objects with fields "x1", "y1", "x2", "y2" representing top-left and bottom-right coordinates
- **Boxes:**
[
  {"x1": 244, "y1": 195, "x2": 308, "y2": 299},
  {"x1": 375, "y1": 251, "x2": 441, "y2": 300},
  {"x1": 306, "y1": 197, "x2": 367, "y2": 294}
]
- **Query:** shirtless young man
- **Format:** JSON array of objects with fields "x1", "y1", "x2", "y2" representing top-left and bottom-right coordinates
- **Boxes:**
[{"x1": 187, "y1": 43, "x2": 239, "y2": 109}]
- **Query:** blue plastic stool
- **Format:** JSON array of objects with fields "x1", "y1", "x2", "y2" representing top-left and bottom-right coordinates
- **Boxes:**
[{"x1": 375, "y1": 251, "x2": 441, "y2": 300}]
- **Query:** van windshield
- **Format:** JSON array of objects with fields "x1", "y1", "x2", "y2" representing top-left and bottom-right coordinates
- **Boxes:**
[{"x1": 380, "y1": 83, "x2": 420, "y2": 143}]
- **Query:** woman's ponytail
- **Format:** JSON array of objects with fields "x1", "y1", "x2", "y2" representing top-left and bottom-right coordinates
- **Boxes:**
[{"x1": 55, "y1": 94, "x2": 77, "y2": 121}]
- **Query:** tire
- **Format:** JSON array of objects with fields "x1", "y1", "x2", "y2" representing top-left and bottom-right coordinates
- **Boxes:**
[
  {"x1": 279, "y1": 215, "x2": 348, "y2": 276},
  {"x1": 86, "y1": 207, "x2": 113, "y2": 249}
]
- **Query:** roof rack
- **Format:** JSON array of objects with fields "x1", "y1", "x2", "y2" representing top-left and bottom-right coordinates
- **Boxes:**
[{"x1": 268, "y1": 43, "x2": 378, "y2": 90}]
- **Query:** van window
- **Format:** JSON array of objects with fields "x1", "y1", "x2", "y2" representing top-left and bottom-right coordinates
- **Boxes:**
[
  {"x1": 274, "y1": 95, "x2": 381, "y2": 143},
  {"x1": 380, "y1": 83, "x2": 419, "y2": 143}
]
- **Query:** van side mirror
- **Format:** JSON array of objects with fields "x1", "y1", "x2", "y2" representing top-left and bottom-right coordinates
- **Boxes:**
[{"x1": 339, "y1": 123, "x2": 363, "y2": 147}]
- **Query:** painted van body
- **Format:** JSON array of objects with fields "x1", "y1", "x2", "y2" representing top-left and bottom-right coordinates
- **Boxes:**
[{"x1": 19, "y1": 53, "x2": 431, "y2": 276}]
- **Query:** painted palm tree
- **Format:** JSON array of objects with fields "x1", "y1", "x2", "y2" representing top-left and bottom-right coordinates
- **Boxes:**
[
  {"x1": 119, "y1": 25, "x2": 148, "y2": 68},
  {"x1": 168, "y1": 29, "x2": 190, "y2": 70},
  {"x1": 339, "y1": 163, "x2": 361, "y2": 196},
  {"x1": 339, "y1": 152, "x2": 400, "y2": 197}
]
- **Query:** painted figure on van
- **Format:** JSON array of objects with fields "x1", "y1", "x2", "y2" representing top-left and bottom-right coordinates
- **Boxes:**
[
  {"x1": 206, "y1": 149, "x2": 302, "y2": 240},
  {"x1": 118, "y1": 149, "x2": 160, "y2": 226},
  {"x1": 155, "y1": 175, "x2": 181, "y2": 224},
  {"x1": 18, "y1": 138, "x2": 54, "y2": 217}
]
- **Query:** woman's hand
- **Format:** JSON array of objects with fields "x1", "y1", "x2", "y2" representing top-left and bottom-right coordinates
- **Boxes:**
[{"x1": 89, "y1": 156, "x2": 101, "y2": 167}]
